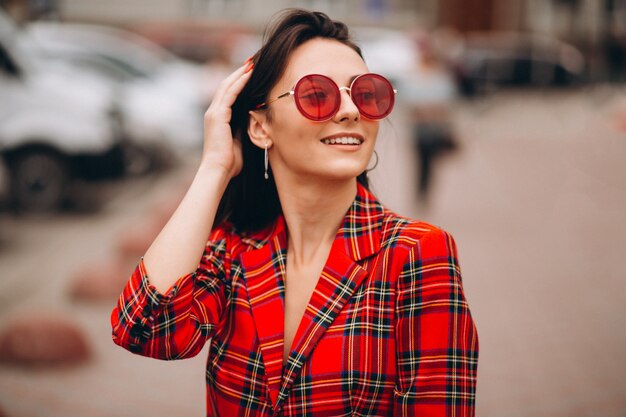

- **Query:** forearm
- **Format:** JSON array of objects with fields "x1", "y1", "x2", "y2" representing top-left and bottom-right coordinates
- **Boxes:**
[
  {"x1": 143, "y1": 163, "x2": 230, "y2": 294},
  {"x1": 111, "y1": 260, "x2": 216, "y2": 359}
]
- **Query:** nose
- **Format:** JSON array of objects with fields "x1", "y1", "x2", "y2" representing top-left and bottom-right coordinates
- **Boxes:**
[{"x1": 332, "y1": 87, "x2": 360, "y2": 123}]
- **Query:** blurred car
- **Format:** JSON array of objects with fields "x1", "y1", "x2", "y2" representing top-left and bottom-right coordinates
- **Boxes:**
[
  {"x1": 452, "y1": 32, "x2": 586, "y2": 96},
  {"x1": 0, "y1": 10, "x2": 124, "y2": 212},
  {"x1": 26, "y1": 22, "x2": 208, "y2": 170}
]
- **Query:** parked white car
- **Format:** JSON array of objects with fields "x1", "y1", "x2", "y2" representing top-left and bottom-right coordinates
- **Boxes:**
[
  {"x1": 0, "y1": 11, "x2": 124, "y2": 211},
  {"x1": 26, "y1": 22, "x2": 207, "y2": 167}
]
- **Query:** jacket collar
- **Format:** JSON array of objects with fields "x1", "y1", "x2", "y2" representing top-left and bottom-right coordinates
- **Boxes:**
[
  {"x1": 240, "y1": 182, "x2": 384, "y2": 259},
  {"x1": 240, "y1": 183, "x2": 384, "y2": 409}
]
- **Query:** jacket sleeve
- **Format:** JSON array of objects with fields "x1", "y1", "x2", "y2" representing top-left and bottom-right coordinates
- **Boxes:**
[
  {"x1": 110, "y1": 225, "x2": 231, "y2": 360},
  {"x1": 394, "y1": 228, "x2": 479, "y2": 416}
]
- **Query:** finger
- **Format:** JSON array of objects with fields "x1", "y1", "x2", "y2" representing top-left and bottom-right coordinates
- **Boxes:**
[
  {"x1": 211, "y1": 62, "x2": 253, "y2": 106},
  {"x1": 204, "y1": 70, "x2": 252, "y2": 124},
  {"x1": 220, "y1": 68, "x2": 254, "y2": 109}
]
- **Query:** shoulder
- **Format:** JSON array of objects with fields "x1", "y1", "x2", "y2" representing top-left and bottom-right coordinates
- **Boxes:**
[
  {"x1": 381, "y1": 209, "x2": 453, "y2": 250},
  {"x1": 378, "y1": 212, "x2": 464, "y2": 295},
  {"x1": 356, "y1": 184, "x2": 451, "y2": 250},
  {"x1": 208, "y1": 218, "x2": 278, "y2": 254},
  {"x1": 356, "y1": 184, "x2": 458, "y2": 259}
]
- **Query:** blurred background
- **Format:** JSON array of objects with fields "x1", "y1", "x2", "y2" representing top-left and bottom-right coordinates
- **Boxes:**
[{"x1": 0, "y1": 0, "x2": 625, "y2": 416}]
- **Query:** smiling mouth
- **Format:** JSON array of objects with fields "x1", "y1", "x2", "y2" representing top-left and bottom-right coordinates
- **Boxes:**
[{"x1": 320, "y1": 137, "x2": 364, "y2": 145}]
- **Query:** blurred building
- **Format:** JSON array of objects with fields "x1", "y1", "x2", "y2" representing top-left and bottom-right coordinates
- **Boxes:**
[
  {"x1": 439, "y1": 0, "x2": 618, "y2": 46},
  {"x1": 50, "y1": 0, "x2": 438, "y2": 28},
  {"x1": 2, "y1": 0, "x2": 623, "y2": 42},
  {"x1": 438, "y1": 0, "x2": 626, "y2": 80},
  {"x1": 1, "y1": 0, "x2": 622, "y2": 33},
  {"x1": 1, "y1": 0, "x2": 624, "y2": 80}
]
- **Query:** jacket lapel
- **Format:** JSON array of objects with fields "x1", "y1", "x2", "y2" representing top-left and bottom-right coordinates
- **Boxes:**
[
  {"x1": 240, "y1": 217, "x2": 288, "y2": 407},
  {"x1": 240, "y1": 184, "x2": 385, "y2": 410},
  {"x1": 276, "y1": 183, "x2": 384, "y2": 408}
]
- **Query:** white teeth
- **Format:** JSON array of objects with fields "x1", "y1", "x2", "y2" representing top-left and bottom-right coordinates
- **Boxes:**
[{"x1": 322, "y1": 137, "x2": 363, "y2": 145}]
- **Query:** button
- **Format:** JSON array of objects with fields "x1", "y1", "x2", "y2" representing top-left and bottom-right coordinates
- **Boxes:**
[
  {"x1": 141, "y1": 305, "x2": 152, "y2": 317},
  {"x1": 130, "y1": 323, "x2": 145, "y2": 338}
]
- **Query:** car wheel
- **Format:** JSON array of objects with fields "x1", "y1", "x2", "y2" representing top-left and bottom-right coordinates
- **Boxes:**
[{"x1": 9, "y1": 151, "x2": 69, "y2": 212}]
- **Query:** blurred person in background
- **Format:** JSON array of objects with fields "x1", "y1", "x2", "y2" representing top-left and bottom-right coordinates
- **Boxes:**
[
  {"x1": 405, "y1": 29, "x2": 459, "y2": 204},
  {"x1": 111, "y1": 9, "x2": 478, "y2": 417}
]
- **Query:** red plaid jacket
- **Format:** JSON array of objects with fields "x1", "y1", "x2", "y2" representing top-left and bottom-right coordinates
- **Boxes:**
[{"x1": 111, "y1": 183, "x2": 478, "y2": 416}]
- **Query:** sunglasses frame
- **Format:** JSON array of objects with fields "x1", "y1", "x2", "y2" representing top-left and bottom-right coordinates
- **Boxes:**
[{"x1": 255, "y1": 73, "x2": 397, "y2": 122}]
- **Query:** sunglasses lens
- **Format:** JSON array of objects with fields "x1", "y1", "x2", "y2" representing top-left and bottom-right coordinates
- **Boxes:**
[
  {"x1": 351, "y1": 74, "x2": 395, "y2": 120},
  {"x1": 294, "y1": 75, "x2": 340, "y2": 121}
]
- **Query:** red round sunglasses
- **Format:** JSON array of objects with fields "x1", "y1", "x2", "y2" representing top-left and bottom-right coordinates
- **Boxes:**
[{"x1": 255, "y1": 73, "x2": 397, "y2": 121}]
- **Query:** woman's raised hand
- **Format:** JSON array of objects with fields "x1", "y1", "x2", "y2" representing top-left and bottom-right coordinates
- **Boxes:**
[{"x1": 201, "y1": 60, "x2": 254, "y2": 179}]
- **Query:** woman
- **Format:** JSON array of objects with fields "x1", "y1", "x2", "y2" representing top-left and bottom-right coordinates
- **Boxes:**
[{"x1": 111, "y1": 9, "x2": 478, "y2": 416}]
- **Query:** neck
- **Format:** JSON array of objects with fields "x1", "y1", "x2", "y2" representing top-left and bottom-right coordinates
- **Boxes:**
[{"x1": 274, "y1": 176, "x2": 358, "y2": 267}]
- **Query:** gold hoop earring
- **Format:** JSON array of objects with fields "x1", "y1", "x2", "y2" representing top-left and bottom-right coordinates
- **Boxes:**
[
  {"x1": 264, "y1": 143, "x2": 269, "y2": 180},
  {"x1": 366, "y1": 150, "x2": 379, "y2": 171}
]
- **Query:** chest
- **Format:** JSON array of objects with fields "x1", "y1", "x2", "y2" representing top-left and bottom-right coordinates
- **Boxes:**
[
  {"x1": 209, "y1": 258, "x2": 398, "y2": 413},
  {"x1": 208, "y1": 246, "x2": 405, "y2": 413},
  {"x1": 283, "y1": 254, "x2": 327, "y2": 362}
]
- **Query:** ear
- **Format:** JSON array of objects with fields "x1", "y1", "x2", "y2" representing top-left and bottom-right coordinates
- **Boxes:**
[{"x1": 248, "y1": 110, "x2": 273, "y2": 150}]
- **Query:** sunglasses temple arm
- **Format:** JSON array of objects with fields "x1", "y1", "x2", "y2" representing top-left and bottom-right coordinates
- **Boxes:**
[{"x1": 256, "y1": 91, "x2": 294, "y2": 109}]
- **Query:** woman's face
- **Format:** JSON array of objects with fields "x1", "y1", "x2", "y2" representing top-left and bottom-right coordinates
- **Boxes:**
[{"x1": 260, "y1": 38, "x2": 380, "y2": 184}]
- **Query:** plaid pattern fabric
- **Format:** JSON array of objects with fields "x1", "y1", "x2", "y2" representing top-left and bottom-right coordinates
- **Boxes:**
[{"x1": 111, "y1": 183, "x2": 478, "y2": 416}]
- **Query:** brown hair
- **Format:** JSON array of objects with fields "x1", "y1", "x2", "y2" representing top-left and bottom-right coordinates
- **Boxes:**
[{"x1": 215, "y1": 9, "x2": 369, "y2": 232}]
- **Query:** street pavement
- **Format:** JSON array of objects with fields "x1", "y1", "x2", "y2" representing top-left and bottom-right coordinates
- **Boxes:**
[{"x1": 0, "y1": 87, "x2": 625, "y2": 417}]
